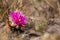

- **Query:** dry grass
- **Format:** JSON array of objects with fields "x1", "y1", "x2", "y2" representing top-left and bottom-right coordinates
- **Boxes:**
[{"x1": 0, "y1": 0, "x2": 60, "y2": 40}]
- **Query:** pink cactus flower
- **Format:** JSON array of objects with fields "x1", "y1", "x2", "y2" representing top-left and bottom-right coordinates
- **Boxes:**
[{"x1": 9, "y1": 11, "x2": 27, "y2": 27}]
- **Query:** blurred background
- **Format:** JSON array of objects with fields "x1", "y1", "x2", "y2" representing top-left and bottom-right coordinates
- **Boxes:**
[{"x1": 0, "y1": 0, "x2": 60, "y2": 40}]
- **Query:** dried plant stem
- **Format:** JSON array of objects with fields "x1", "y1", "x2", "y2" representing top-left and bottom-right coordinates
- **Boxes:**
[
  {"x1": 44, "y1": 0, "x2": 54, "y2": 8},
  {"x1": 1, "y1": 0, "x2": 17, "y2": 20}
]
